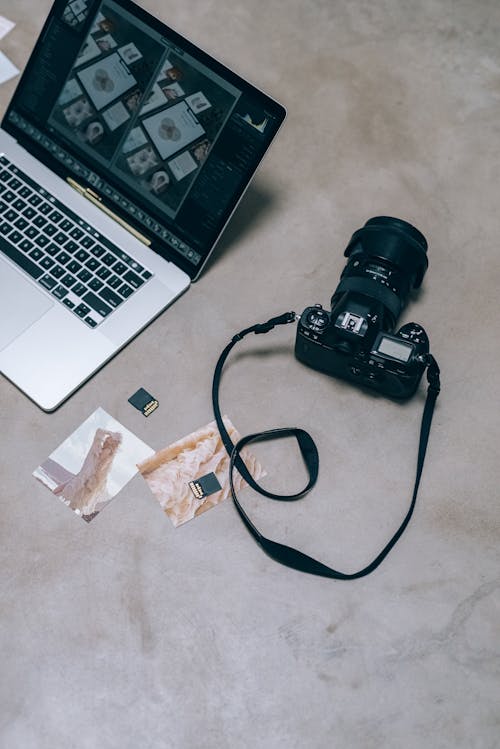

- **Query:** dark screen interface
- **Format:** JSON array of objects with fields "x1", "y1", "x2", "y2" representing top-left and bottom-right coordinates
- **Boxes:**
[{"x1": 6, "y1": 0, "x2": 283, "y2": 272}]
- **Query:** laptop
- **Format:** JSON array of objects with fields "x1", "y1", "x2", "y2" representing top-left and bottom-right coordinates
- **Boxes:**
[{"x1": 0, "y1": 0, "x2": 286, "y2": 411}]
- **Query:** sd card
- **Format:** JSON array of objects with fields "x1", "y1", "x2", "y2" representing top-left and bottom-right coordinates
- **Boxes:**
[
  {"x1": 128, "y1": 388, "x2": 159, "y2": 416},
  {"x1": 189, "y1": 472, "x2": 222, "y2": 500}
]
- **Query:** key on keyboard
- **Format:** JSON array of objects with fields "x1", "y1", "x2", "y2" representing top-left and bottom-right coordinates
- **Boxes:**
[{"x1": 0, "y1": 155, "x2": 153, "y2": 328}]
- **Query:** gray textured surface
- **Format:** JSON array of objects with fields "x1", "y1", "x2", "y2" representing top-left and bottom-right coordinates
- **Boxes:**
[{"x1": 1, "y1": 1, "x2": 499, "y2": 747}]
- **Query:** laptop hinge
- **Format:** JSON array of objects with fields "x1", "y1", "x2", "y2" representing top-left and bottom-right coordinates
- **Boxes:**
[{"x1": 66, "y1": 177, "x2": 151, "y2": 247}]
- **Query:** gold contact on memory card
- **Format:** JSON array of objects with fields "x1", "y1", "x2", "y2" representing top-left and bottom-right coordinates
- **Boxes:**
[
  {"x1": 189, "y1": 481, "x2": 205, "y2": 499},
  {"x1": 143, "y1": 399, "x2": 159, "y2": 416}
]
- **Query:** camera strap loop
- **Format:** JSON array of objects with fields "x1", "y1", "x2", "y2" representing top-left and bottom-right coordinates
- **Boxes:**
[{"x1": 212, "y1": 312, "x2": 441, "y2": 580}]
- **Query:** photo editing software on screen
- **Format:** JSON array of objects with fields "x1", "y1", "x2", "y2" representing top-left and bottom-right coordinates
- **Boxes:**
[{"x1": 6, "y1": 0, "x2": 284, "y2": 274}]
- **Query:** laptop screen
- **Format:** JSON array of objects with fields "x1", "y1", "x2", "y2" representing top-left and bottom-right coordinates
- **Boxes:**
[{"x1": 2, "y1": 0, "x2": 286, "y2": 279}]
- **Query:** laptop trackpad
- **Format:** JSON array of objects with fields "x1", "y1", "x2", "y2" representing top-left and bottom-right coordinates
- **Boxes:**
[{"x1": 0, "y1": 261, "x2": 53, "y2": 351}]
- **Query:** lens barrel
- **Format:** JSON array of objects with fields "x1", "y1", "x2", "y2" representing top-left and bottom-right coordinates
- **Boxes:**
[{"x1": 331, "y1": 217, "x2": 428, "y2": 326}]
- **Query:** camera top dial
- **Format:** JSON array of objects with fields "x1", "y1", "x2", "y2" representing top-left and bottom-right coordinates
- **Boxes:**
[{"x1": 305, "y1": 305, "x2": 329, "y2": 333}]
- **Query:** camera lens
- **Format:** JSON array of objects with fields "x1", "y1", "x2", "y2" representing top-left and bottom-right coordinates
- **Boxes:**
[{"x1": 331, "y1": 216, "x2": 428, "y2": 327}]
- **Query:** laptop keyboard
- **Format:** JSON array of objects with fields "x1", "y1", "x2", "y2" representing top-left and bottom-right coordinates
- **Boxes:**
[{"x1": 0, "y1": 155, "x2": 153, "y2": 328}]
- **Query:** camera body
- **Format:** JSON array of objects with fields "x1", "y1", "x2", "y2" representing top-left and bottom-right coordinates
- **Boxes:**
[
  {"x1": 295, "y1": 217, "x2": 431, "y2": 399},
  {"x1": 295, "y1": 306, "x2": 429, "y2": 399}
]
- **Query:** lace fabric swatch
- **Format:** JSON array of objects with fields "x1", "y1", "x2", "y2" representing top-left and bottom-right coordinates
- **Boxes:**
[{"x1": 138, "y1": 416, "x2": 265, "y2": 527}]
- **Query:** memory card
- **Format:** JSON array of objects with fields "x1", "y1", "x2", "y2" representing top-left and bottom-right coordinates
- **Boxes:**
[
  {"x1": 128, "y1": 388, "x2": 159, "y2": 416},
  {"x1": 189, "y1": 472, "x2": 222, "y2": 500}
]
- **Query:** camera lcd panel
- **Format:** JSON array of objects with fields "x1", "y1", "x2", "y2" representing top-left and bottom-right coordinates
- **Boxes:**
[{"x1": 377, "y1": 336, "x2": 413, "y2": 362}]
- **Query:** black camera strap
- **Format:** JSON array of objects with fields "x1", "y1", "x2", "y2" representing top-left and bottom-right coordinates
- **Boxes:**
[{"x1": 212, "y1": 311, "x2": 441, "y2": 579}]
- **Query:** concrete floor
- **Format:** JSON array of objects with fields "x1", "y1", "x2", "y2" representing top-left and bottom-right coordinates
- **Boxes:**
[{"x1": 1, "y1": 1, "x2": 499, "y2": 747}]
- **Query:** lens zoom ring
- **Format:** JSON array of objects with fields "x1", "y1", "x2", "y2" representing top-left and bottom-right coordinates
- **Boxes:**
[{"x1": 335, "y1": 277, "x2": 402, "y2": 320}]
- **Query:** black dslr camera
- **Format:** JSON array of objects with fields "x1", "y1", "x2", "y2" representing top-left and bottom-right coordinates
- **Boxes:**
[{"x1": 295, "y1": 217, "x2": 431, "y2": 399}]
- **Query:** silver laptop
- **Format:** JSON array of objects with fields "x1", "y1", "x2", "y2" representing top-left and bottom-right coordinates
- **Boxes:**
[{"x1": 0, "y1": 0, "x2": 285, "y2": 411}]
